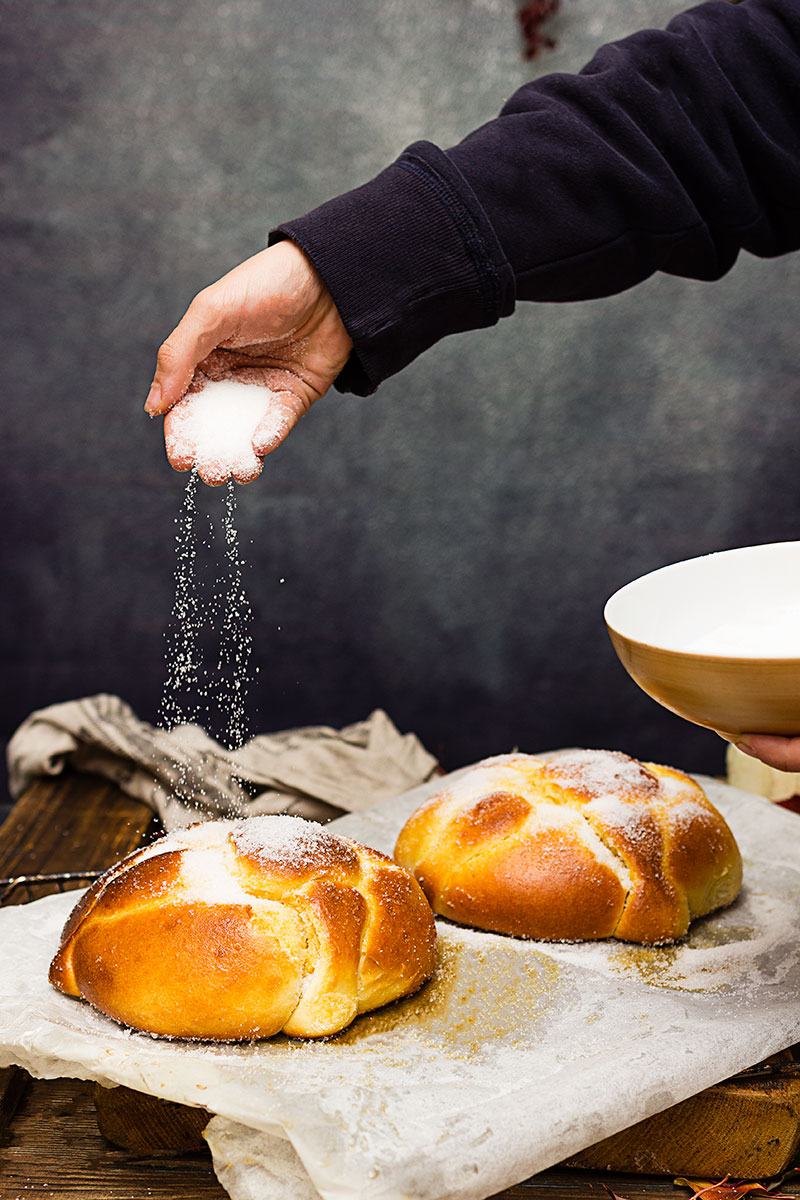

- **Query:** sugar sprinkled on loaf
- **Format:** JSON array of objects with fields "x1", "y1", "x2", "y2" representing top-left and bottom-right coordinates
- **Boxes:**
[
  {"x1": 231, "y1": 814, "x2": 341, "y2": 867},
  {"x1": 49, "y1": 814, "x2": 437, "y2": 1041},
  {"x1": 394, "y1": 749, "x2": 742, "y2": 945}
]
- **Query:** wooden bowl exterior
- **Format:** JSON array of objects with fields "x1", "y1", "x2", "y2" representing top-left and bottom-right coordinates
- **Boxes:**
[{"x1": 608, "y1": 626, "x2": 800, "y2": 739}]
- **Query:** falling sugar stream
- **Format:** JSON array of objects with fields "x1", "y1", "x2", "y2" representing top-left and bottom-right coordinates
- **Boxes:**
[
  {"x1": 158, "y1": 470, "x2": 201, "y2": 733},
  {"x1": 158, "y1": 471, "x2": 256, "y2": 809},
  {"x1": 217, "y1": 478, "x2": 255, "y2": 751}
]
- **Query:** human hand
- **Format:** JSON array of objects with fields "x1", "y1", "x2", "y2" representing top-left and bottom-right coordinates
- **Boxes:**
[
  {"x1": 144, "y1": 240, "x2": 353, "y2": 484},
  {"x1": 734, "y1": 735, "x2": 800, "y2": 773}
]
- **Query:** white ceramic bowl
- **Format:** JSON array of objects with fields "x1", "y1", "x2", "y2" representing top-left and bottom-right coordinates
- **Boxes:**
[{"x1": 604, "y1": 542, "x2": 800, "y2": 740}]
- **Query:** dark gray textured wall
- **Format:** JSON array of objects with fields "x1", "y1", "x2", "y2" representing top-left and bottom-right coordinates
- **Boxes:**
[{"x1": 3, "y1": 0, "x2": 800, "y2": 795}]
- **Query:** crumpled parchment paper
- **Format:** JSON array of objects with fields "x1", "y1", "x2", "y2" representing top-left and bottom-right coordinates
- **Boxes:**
[{"x1": 2, "y1": 772, "x2": 800, "y2": 1200}]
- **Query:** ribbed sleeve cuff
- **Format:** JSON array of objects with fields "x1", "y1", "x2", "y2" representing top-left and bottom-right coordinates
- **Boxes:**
[{"x1": 269, "y1": 141, "x2": 515, "y2": 396}]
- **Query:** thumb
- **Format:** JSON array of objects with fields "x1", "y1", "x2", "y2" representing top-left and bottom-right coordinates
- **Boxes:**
[{"x1": 145, "y1": 290, "x2": 229, "y2": 416}]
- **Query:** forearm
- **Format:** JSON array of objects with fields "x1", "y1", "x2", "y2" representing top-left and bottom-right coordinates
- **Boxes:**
[{"x1": 273, "y1": 0, "x2": 800, "y2": 395}]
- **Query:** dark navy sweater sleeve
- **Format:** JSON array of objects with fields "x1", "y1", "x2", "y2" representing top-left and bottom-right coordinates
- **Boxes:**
[{"x1": 271, "y1": 0, "x2": 800, "y2": 395}]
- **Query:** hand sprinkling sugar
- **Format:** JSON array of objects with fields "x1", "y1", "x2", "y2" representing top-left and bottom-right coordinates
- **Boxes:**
[
  {"x1": 145, "y1": 241, "x2": 353, "y2": 484},
  {"x1": 164, "y1": 380, "x2": 292, "y2": 486}
]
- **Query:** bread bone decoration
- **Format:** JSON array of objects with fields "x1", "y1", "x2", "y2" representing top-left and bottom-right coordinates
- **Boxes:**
[
  {"x1": 394, "y1": 750, "x2": 742, "y2": 944},
  {"x1": 50, "y1": 815, "x2": 437, "y2": 1040}
]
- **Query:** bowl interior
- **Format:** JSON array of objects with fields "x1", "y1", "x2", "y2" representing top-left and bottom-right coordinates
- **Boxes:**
[{"x1": 604, "y1": 542, "x2": 800, "y2": 659}]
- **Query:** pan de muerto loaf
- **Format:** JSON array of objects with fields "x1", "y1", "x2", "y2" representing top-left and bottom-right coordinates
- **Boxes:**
[
  {"x1": 394, "y1": 750, "x2": 742, "y2": 944},
  {"x1": 49, "y1": 815, "x2": 436, "y2": 1040}
]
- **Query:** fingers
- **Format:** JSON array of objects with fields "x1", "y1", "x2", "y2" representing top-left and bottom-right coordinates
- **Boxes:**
[
  {"x1": 195, "y1": 459, "x2": 233, "y2": 487},
  {"x1": 144, "y1": 244, "x2": 298, "y2": 416},
  {"x1": 166, "y1": 381, "x2": 309, "y2": 478},
  {"x1": 252, "y1": 392, "x2": 304, "y2": 456},
  {"x1": 735, "y1": 734, "x2": 800, "y2": 773},
  {"x1": 163, "y1": 401, "x2": 197, "y2": 472},
  {"x1": 231, "y1": 450, "x2": 265, "y2": 485},
  {"x1": 192, "y1": 451, "x2": 264, "y2": 487},
  {"x1": 145, "y1": 289, "x2": 229, "y2": 416},
  {"x1": 190, "y1": 395, "x2": 299, "y2": 484},
  {"x1": 163, "y1": 391, "x2": 268, "y2": 486}
]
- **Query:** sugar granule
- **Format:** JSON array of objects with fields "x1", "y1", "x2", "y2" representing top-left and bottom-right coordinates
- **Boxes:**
[
  {"x1": 168, "y1": 379, "x2": 284, "y2": 485},
  {"x1": 158, "y1": 473, "x2": 256, "y2": 810}
]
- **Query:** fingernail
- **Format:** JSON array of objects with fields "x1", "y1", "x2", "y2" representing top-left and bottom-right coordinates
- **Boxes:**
[
  {"x1": 735, "y1": 741, "x2": 756, "y2": 758},
  {"x1": 144, "y1": 381, "x2": 161, "y2": 414}
]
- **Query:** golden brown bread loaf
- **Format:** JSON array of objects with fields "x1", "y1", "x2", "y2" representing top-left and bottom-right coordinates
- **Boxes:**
[
  {"x1": 49, "y1": 815, "x2": 436, "y2": 1040},
  {"x1": 394, "y1": 750, "x2": 742, "y2": 944}
]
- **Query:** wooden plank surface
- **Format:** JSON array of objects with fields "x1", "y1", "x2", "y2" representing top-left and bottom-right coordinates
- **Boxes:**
[
  {"x1": 1, "y1": 1076, "x2": 229, "y2": 1200},
  {"x1": 5, "y1": 1074, "x2": 755, "y2": 1200},
  {"x1": 0, "y1": 771, "x2": 158, "y2": 893},
  {"x1": 0, "y1": 770, "x2": 161, "y2": 1185},
  {"x1": 3, "y1": 770, "x2": 800, "y2": 1200}
]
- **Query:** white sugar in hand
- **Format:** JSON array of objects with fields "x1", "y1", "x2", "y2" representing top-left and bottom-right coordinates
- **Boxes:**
[{"x1": 164, "y1": 380, "x2": 291, "y2": 486}]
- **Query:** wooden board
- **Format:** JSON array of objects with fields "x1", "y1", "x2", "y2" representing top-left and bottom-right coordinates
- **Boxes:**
[
  {"x1": 567, "y1": 1061, "x2": 800, "y2": 1177},
  {"x1": 0, "y1": 771, "x2": 159, "y2": 892},
  {"x1": 94, "y1": 1081, "x2": 210, "y2": 1153},
  {"x1": 1, "y1": 1075, "x2": 229, "y2": 1200},
  {"x1": 0, "y1": 771, "x2": 160, "y2": 1149}
]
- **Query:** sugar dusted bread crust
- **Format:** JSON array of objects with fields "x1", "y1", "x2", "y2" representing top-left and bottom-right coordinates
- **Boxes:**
[
  {"x1": 393, "y1": 750, "x2": 742, "y2": 944},
  {"x1": 49, "y1": 816, "x2": 436, "y2": 1041}
]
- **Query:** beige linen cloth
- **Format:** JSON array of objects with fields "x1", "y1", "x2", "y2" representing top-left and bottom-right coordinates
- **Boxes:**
[{"x1": 6, "y1": 694, "x2": 438, "y2": 831}]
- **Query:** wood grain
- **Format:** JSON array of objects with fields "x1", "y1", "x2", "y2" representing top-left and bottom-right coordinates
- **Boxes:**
[
  {"x1": 0, "y1": 771, "x2": 158, "y2": 894},
  {"x1": 0, "y1": 1066, "x2": 29, "y2": 1137},
  {"x1": 94, "y1": 1082, "x2": 210, "y2": 1153},
  {"x1": 567, "y1": 1069, "x2": 800, "y2": 1178},
  {"x1": 0, "y1": 770, "x2": 159, "y2": 1187},
  {"x1": 0, "y1": 1076, "x2": 229, "y2": 1199}
]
